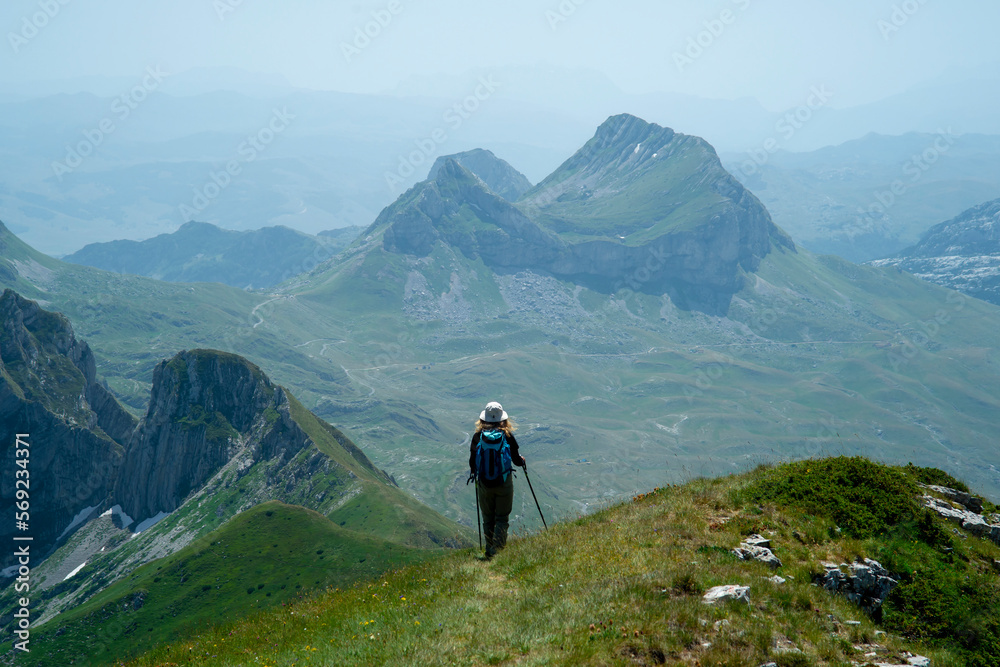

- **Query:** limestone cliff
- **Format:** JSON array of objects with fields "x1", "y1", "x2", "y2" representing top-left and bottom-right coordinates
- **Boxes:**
[
  {"x1": 113, "y1": 350, "x2": 301, "y2": 523},
  {"x1": 0, "y1": 289, "x2": 136, "y2": 565},
  {"x1": 112, "y1": 348, "x2": 396, "y2": 526}
]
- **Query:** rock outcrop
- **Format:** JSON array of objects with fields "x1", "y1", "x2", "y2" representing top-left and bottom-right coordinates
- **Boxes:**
[
  {"x1": 113, "y1": 350, "x2": 305, "y2": 523},
  {"x1": 817, "y1": 559, "x2": 898, "y2": 614},
  {"x1": 112, "y1": 348, "x2": 399, "y2": 527},
  {"x1": 733, "y1": 534, "x2": 782, "y2": 569},
  {"x1": 0, "y1": 290, "x2": 136, "y2": 565},
  {"x1": 702, "y1": 584, "x2": 750, "y2": 605},
  {"x1": 921, "y1": 493, "x2": 1000, "y2": 545}
]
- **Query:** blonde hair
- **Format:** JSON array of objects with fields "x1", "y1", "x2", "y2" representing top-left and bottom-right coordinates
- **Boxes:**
[{"x1": 475, "y1": 418, "x2": 517, "y2": 437}]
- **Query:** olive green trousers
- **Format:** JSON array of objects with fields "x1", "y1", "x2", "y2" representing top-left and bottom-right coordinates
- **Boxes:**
[{"x1": 477, "y1": 476, "x2": 514, "y2": 557}]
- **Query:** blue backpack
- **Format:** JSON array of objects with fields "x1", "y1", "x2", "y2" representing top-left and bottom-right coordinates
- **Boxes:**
[{"x1": 475, "y1": 429, "x2": 513, "y2": 487}]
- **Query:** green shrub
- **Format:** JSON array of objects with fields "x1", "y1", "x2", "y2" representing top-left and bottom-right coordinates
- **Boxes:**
[
  {"x1": 744, "y1": 457, "x2": 916, "y2": 537},
  {"x1": 904, "y1": 463, "x2": 969, "y2": 492}
]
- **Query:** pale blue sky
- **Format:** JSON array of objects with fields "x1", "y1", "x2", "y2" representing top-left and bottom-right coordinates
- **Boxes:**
[{"x1": 2, "y1": 0, "x2": 997, "y2": 109}]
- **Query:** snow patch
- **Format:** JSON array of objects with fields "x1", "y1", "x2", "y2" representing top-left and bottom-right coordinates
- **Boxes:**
[
  {"x1": 63, "y1": 561, "x2": 88, "y2": 581},
  {"x1": 1, "y1": 566, "x2": 19, "y2": 578},
  {"x1": 106, "y1": 504, "x2": 134, "y2": 529},
  {"x1": 634, "y1": 143, "x2": 642, "y2": 154}
]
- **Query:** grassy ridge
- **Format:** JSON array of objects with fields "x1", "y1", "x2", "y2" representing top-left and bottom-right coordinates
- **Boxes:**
[
  {"x1": 120, "y1": 458, "x2": 1000, "y2": 666},
  {"x1": 18, "y1": 502, "x2": 437, "y2": 667}
]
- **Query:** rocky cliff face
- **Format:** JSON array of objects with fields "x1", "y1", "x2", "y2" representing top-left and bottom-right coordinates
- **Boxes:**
[
  {"x1": 113, "y1": 350, "x2": 304, "y2": 523},
  {"x1": 375, "y1": 115, "x2": 793, "y2": 314},
  {"x1": 870, "y1": 198, "x2": 1000, "y2": 305},
  {"x1": 427, "y1": 148, "x2": 533, "y2": 202},
  {"x1": 0, "y1": 290, "x2": 136, "y2": 565}
]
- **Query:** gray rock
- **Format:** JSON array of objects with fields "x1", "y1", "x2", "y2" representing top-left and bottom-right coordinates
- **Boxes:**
[
  {"x1": 113, "y1": 350, "x2": 309, "y2": 524},
  {"x1": 734, "y1": 544, "x2": 782, "y2": 569},
  {"x1": 817, "y1": 558, "x2": 897, "y2": 613},
  {"x1": 922, "y1": 495, "x2": 1000, "y2": 545},
  {"x1": 907, "y1": 655, "x2": 931, "y2": 667},
  {"x1": 926, "y1": 484, "x2": 983, "y2": 514},
  {"x1": 702, "y1": 584, "x2": 750, "y2": 605},
  {"x1": 743, "y1": 533, "x2": 772, "y2": 549}
]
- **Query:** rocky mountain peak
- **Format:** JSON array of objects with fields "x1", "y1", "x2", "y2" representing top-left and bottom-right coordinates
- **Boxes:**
[
  {"x1": 587, "y1": 112, "x2": 678, "y2": 162},
  {"x1": 113, "y1": 349, "x2": 298, "y2": 524},
  {"x1": 428, "y1": 149, "x2": 533, "y2": 202},
  {"x1": 148, "y1": 349, "x2": 278, "y2": 434}
]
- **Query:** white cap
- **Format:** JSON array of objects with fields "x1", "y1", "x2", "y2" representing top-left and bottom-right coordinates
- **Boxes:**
[{"x1": 479, "y1": 401, "x2": 508, "y2": 423}]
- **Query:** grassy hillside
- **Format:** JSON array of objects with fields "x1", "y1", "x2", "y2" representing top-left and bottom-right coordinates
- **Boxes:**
[
  {"x1": 17, "y1": 502, "x2": 437, "y2": 667},
  {"x1": 117, "y1": 457, "x2": 1000, "y2": 666}
]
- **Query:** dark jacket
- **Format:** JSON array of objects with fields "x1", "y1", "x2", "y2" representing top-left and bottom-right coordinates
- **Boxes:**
[{"x1": 469, "y1": 429, "x2": 525, "y2": 474}]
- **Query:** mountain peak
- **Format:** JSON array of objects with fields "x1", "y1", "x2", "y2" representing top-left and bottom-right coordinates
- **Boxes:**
[
  {"x1": 428, "y1": 149, "x2": 532, "y2": 202},
  {"x1": 113, "y1": 348, "x2": 290, "y2": 523}
]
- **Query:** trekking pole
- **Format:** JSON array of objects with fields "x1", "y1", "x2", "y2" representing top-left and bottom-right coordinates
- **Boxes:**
[
  {"x1": 521, "y1": 463, "x2": 547, "y2": 530},
  {"x1": 467, "y1": 472, "x2": 482, "y2": 549}
]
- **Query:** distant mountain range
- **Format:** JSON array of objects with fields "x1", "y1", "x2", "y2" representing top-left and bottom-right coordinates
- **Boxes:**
[
  {"x1": 64, "y1": 222, "x2": 361, "y2": 288},
  {"x1": 723, "y1": 132, "x2": 1000, "y2": 262},
  {"x1": 870, "y1": 197, "x2": 1000, "y2": 306},
  {"x1": 4, "y1": 112, "x2": 1000, "y2": 555},
  {"x1": 5, "y1": 64, "x2": 1000, "y2": 260}
]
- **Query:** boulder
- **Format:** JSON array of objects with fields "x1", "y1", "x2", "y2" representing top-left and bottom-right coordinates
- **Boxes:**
[
  {"x1": 733, "y1": 535, "x2": 782, "y2": 569},
  {"x1": 702, "y1": 585, "x2": 750, "y2": 605},
  {"x1": 743, "y1": 533, "x2": 772, "y2": 549},
  {"x1": 733, "y1": 544, "x2": 782, "y2": 569}
]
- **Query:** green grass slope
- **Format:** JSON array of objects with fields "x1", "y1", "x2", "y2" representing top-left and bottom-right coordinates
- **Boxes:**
[
  {"x1": 15, "y1": 501, "x2": 437, "y2": 667},
  {"x1": 118, "y1": 457, "x2": 1000, "y2": 666}
]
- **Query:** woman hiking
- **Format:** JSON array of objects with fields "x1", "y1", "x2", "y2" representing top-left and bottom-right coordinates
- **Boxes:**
[{"x1": 469, "y1": 401, "x2": 525, "y2": 559}]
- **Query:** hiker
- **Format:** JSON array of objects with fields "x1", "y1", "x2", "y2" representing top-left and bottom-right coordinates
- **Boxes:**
[{"x1": 469, "y1": 401, "x2": 525, "y2": 559}]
